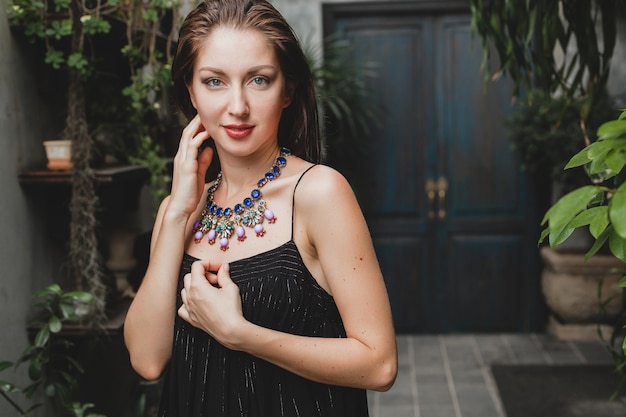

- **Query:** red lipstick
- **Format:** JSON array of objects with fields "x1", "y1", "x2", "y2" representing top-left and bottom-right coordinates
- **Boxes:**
[{"x1": 223, "y1": 124, "x2": 254, "y2": 139}]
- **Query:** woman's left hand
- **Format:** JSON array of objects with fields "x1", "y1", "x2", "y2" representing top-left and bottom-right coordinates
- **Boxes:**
[{"x1": 178, "y1": 260, "x2": 247, "y2": 349}]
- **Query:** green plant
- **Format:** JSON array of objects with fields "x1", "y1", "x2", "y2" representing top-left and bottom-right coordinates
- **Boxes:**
[
  {"x1": 6, "y1": 0, "x2": 181, "y2": 318},
  {"x1": 305, "y1": 35, "x2": 381, "y2": 186},
  {"x1": 539, "y1": 110, "x2": 626, "y2": 390},
  {"x1": 506, "y1": 88, "x2": 618, "y2": 190},
  {"x1": 469, "y1": 0, "x2": 622, "y2": 190},
  {"x1": 0, "y1": 284, "x2": 105, "y2": 416},
  {"x1": 469, "y1": 0, "x2": 618, "y2": 109}
]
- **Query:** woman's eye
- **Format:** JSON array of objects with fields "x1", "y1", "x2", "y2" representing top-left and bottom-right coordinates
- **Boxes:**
[
  {"x1": 252, "y1": 76, "x2": 269, "y2": 86},
  {"x1": 203, "y1": 78, "x2": 222, "y2": 87}
]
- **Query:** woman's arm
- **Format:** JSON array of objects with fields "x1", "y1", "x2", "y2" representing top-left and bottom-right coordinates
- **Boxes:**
[
  {"x1": 124, "y1": 115, "x2": 213, "y2": 380},
  {"x1": 179, "y1": 166, "x2": 398, "y2": 391},
  {"x1": 124, "y1": 197, "x2": 185, "y2": 380}
]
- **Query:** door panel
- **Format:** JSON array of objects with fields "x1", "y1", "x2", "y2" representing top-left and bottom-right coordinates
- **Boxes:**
[
  {"x1": 447, "y1": 235, "x2": 525, "y2": 331},
  {"x1": 333, "y1": 16, "x2": 436, "y2": 331},
  {"x1": 326, "y1": 4, "x2": 540, "y2": 333}
]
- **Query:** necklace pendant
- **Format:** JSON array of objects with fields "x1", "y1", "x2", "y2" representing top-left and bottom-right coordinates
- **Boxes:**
[
  {"x1": 207, "y1": 229, "x2": 217, "y2": 244},
  {"x1": 236, "y1": 226, "x2": 247, "y2": 241},
  {"x1": 264, "y1": 209, "x2": 276, "y2": 224}
]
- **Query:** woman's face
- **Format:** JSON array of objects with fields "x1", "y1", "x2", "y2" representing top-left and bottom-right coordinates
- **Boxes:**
[{"x1": 187, "y1": 26, "x2": 293, "y2": 156}]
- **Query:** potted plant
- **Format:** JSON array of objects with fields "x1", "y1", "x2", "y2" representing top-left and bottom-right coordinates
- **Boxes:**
[
  {"x1": 6, "y1": 0, "x2": 180, "y2": 321},
  {"x1": 0, "y1": 284, "x2": 105, "y2": 416},
  {"x1": 539, "y1": 110, "x2": 626, "y2": 388}
]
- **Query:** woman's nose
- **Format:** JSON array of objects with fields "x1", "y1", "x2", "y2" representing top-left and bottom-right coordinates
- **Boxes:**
[{"x1": 228, "y1": 87, "x2": 249, "y2": 117}]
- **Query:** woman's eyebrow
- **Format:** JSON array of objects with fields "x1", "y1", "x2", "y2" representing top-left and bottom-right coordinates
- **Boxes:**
[{"x1": 197, "y1": 65, "x2": 277, "y2": 75}]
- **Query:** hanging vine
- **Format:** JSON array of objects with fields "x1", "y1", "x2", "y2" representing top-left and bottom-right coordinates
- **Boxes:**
[{"x1": 8, "y1": 0, "x2": 181, "y2": 325}]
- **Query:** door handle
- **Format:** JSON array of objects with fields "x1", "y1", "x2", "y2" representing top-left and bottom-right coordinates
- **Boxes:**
[
  {"x1": 437, "y1": 177, "x2": 448, "y2": 220},
  {"x1": 425, "y1": 179, "x2": 436, "y2": 220}
]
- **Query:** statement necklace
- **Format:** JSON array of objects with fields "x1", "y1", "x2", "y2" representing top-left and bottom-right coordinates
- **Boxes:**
[{"x1": 193, "y1": 148, "x2": 290, "y2": 251}]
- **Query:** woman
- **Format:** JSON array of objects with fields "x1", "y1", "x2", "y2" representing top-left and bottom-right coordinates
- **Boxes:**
[{"x1": 123, "y1": 1, "x2": 397, "y2": 415}]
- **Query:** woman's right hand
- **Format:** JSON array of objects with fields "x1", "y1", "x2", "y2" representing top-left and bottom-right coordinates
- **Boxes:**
[{"x1": 167, "y1": 115, "x2": 214, "y2": 217}]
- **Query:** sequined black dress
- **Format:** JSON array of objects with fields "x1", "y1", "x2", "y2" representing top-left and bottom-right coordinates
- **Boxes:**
[{"x1": 158, "y1": 172, "x2": 369, "y2": 417}]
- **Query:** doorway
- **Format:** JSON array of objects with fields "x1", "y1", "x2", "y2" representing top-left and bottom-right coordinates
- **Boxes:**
[{"x1": 323, "y1": 1, "x2": 542, "y2": 333}]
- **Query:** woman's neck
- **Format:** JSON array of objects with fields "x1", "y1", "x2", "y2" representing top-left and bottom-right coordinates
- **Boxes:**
[{"x1": 216, "y1": 145, "x2": 282, "y2": 199}]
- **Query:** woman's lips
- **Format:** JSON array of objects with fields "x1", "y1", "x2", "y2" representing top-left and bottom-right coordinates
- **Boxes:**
[{"x1": 223, "y1": 124, "x2": 254, "y2": 139}]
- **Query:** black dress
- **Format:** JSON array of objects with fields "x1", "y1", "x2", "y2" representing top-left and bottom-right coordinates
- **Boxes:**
[{"x1": 158, "y1": 171, "x2": 369, "y2": 417}]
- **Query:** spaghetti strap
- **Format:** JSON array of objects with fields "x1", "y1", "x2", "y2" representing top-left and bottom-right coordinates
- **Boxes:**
[{"x1": 291, "y1": 164, "x2": 317, "y2": 239}]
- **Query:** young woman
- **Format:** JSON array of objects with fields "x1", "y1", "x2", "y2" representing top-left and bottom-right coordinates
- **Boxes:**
[{"x1": 123, "y1": 1, "x2": 397, "y2": 415}]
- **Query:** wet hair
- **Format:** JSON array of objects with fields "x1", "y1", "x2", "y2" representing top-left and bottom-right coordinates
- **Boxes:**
[{"x1": 171, "y1": 0, "x2": 320, "y2": 163}]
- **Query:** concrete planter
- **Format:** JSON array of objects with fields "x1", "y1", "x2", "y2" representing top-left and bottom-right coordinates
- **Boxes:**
[
  {"x1": 43, "y1": 139, "x2": 72, "y2": 170},
  {"x1": 540, "y1": 246, "x2": 625, "y2": 340}
]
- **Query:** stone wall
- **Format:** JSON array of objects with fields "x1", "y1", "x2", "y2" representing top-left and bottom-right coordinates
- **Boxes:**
[{"x1": 0, "y1": 0, "x2": 59, "y2": 415}]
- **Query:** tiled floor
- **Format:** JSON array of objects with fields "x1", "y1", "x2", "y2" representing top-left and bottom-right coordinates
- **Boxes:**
[{"x1": 367, "y1": 333, "x2": 622, "y2": 417}]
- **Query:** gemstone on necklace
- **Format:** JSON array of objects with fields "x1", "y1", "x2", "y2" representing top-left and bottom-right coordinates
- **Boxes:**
[
  {"x1": 192, "y1": 148, "x2": 290, "y2": 250},
  {"x1": 207, "y1": 229, "x2": 216, "y2": 244},
  {"x1": 264, "y1": 209, "x2": 275, "y2": 223},
  {"x1": 236, "y1": 226, "x2": 246, "y2": 241}
]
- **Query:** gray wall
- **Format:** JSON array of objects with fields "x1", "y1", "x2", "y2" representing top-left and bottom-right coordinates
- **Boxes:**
[
  {"x1": 1, "y1": 0, "x2": 58, "y2": 414},
  {"x1": 270, "y1": 0, "x2": 382, "y2": 60}
]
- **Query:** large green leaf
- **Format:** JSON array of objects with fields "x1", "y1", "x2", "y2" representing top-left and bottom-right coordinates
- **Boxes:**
[
  {"x1": 565, "y1": 147, "x2": 592, "y2": 169},
  {"x1": 28, "y1": 356, "x2": 42, "y2": 381},
  {"x1": 610, "y1": 182, "x2": 626, "y2": 239},
  {"x1": 609, "y1": 228, "x2": 626, "y2": 262},
  {"x1": 597, "y1": 119, "x2": 626, "y2": 140},
  {"x1": 63, "y1": 291, "x2": 93, "y2": 303},
  {"x1": 48, "y1": 315, "x2": 62, "y2": 333},
  {"x1": 587, "y1": 138, "x2": 617, "y2": 159},
  {"x1": 604, "y1": 148, "x2": 626, "y2": 174},
  {"x1": 541, "y1": 185, "x2": 600, "y2": 228},
  {"x1": 0, "y1": 361, "x2": 13, "y2": 372},
  {"x1": 585, "y1": 227, "x2": 611, "y2": 261},
  {"x1": 569, "y1": 206, "x2": 606, "y2": 228},
  {"x1": 549, "y1": 224, "x2": 575, "y2": 247},
  {"x1": 34, "y1": 326, "x2": 50, "y2": 348},
  {"x1": 589, "y1": 206, "x2": 610, "y2": 238}
]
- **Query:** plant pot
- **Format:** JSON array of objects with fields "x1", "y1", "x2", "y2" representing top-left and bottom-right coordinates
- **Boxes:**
[
  {"x1": 540, "y1": 246, "x2": 625, "y2": 341},
  {"x1": 43, "y1": 140, "x2": 72, "y2": 170}
]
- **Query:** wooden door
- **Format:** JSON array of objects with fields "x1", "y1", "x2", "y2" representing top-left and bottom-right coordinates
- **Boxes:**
[{"x1": 324, "y1": 2, "x2": 542, "y2": 333}]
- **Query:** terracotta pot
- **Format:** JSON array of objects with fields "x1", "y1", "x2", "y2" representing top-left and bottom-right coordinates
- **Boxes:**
[
  {"x1": 43, "y1": 140, "x2": 72, "y2": 170},
  {"x1": 540, "y1": 246, "x2": 625, "y2": 340}
]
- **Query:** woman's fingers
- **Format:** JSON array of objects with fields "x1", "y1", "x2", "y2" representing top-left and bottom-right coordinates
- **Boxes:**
[
  {"x1": 191, "y1": 259, "x2": 222, "y2": 280},
  {"x1": 167, "y1": 116, "x2": 213, "y2": 215},
  {"x1": 179, "y1": 261, "x2": 241, "y2": 334},
  {"x1": 197, "y1": 145, "x2": 214, "y2": 183}
]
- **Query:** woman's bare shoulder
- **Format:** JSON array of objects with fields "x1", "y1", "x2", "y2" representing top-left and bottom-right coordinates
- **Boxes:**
[{"x1": 292, "y1": 163, "x2": 352, "y2": 196}]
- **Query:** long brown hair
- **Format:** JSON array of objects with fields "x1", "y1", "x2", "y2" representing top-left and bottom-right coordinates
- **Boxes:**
[{"x1": 171, "y1": 0, "x2": 320, "y2": 163}]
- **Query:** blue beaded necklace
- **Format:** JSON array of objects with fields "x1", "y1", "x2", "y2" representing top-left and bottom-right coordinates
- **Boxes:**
[{"x1": 193, "y1": 148, "x2": 290, "y2": 251}]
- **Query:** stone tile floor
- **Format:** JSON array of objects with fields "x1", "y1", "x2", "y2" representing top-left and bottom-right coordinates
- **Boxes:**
[{"x1": 367, "y1": 334, "x2": 623, "y2": 417}]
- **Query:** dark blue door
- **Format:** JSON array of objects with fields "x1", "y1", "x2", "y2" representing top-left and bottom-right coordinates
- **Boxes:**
[{"x1": 325, "y1": 3, "x2": 541, "y2": 333}]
